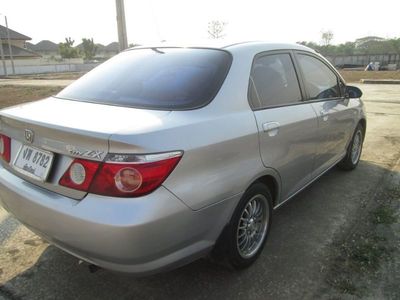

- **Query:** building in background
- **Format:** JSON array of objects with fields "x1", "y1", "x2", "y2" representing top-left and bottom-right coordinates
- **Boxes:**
[
  {"x1": 0, "y1": 24, "x2": 121, "y2": 75},
  {"x1": 95, "y1": 42, "x2": 120, "y2": 58},
  {"x1": 355, "y1": 36, "x2": 386, "y2": 48},
  {"x1": 0, "y1": 24, "x2": 41, "y2": 60},
  {"x1": 26, "y1": 40, "x2": 59, "y2": 58}
]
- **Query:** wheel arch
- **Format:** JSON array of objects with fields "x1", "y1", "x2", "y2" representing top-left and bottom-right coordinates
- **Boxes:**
[
  {"x1": 359, "y1": 118, "x2": 367, "y2": 141},
  {"x1": 211, "y1": 171, "x2": 280, "y2": 261},
  {"x1": 250, "y1": 173, "x2": 280, "y2": 208}
]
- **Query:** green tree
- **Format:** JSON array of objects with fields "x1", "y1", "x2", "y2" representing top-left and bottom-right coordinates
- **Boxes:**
[
  {"x1": 297, "y1": 41, "x2": 322, "y2": 52},
  {"x1": 82, "y1": 38, "x2": 98, "y2": 60},
  {"x1": 338, "y1": 42, "x2": 356, "y2": 55},
  {"x1": 300, "y1": 36, "x2": 399, "y2": 57},
  {"x1": 388, "y1": 38, "x2": 400, "y2": 56},
  {"x1": 319, "y1": 45, "x2": 337, "y2": 56},
  {"x1": 356, "y1": 40, "x2": 389, "y2": 55},
  {"x1": 59, "y1": 37, "x2": 79, "y2": 59}
]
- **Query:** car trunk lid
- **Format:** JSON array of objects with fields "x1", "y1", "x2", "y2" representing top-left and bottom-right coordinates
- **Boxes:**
[{"x1": 0, "y1": 97, "x2": 170, "y2": 199}]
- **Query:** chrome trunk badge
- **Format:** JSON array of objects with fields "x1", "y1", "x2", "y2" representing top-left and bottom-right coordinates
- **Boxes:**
[
  {"x1": 66, "y1": 145, "x2": 104, "y2": 160},
  {"x1": 24, "y1": 129, "x2": 34, "y2": 143}
]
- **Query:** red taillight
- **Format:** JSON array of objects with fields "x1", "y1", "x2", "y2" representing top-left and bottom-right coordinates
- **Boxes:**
[
  {"x1": 59, "y1": 152, "x2": 182, "y2": 197},
  {"x1": 0, "y1": 134, "x2": 11, "y2": 163},
  {"x1": 59, "y1": 158, "x2": 100, "y2": 191},
  {"x1": 114, "y1": 167, "x2": 142, "y2": 192}
]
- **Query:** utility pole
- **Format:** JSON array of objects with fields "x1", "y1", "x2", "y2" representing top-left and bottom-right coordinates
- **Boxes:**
[
  {"x1": 4, "y1": 16, "x2": 15, "y2": 75},
  {"x1": 115, "y1": 0, "x2": 128, "y2": 51},
  {"x1": 0, "y1": 37, "x2": 7, "y2": 76}
]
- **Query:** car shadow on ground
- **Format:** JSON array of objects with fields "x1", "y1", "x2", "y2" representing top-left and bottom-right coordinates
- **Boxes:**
[{"x1": 0, "y1": 160, "x2": 398, "y2": 300}]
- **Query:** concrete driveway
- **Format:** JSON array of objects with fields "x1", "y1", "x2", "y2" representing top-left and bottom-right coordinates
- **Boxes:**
[{"x1": 0, "y1": 84, "x2": 399, "y2": 300}]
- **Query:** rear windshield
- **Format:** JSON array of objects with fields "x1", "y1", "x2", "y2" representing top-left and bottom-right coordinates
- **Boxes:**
[{"x1": 57, "y1": 48, "x2": 232, "y2": 110}]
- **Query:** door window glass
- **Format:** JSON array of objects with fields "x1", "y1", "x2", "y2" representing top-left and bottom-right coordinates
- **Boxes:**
[
  {"x1": 250, "y1": 54, "x2": 302, "y2": 108},
  {"x1": 297, "y1": 54, "x2": 340, "y2": 100}
]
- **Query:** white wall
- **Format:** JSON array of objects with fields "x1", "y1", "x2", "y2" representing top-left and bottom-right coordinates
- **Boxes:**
[
  {"x1": 0, "y1": 63, "x2": 98, "y2": 76},
  {"x1": 1, "y1": 57, "x2": 84, "y2": 66}
]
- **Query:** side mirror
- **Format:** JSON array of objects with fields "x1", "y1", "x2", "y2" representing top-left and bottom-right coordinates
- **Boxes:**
[{"x1": 345, "y1": 85, "x2": 363, "y2": 99}]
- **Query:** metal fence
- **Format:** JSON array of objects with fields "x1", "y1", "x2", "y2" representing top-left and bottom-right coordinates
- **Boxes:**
[{"x1": 326, "y1": 54, "x2": 400, "y2": 69}]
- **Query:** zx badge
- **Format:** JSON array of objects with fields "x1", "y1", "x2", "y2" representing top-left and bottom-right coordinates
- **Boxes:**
[{"x1": 66, "y1": 145, "x2": 104, "y2": 160}]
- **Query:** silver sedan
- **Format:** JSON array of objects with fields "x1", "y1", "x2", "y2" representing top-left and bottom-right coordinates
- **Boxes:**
[{"x1": 0, "y1": 42, "x2": 366, "y2": 275}]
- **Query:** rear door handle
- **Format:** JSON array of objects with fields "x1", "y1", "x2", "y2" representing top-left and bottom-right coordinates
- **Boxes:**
[{"x1": 262, "y1": 122, "x2": 280, "y2": 137}]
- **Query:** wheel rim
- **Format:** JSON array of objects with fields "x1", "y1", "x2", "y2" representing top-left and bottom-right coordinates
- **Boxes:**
[
  {"x1": 351, "y1": 130, "x2": 362, "y2": 164},
  {"x1": 236, "y1": 194, "x2": 269, "y2": 259}
]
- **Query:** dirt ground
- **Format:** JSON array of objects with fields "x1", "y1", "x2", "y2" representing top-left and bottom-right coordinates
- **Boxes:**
[
  {"x1": 0, "y1": 83, "x2": 399, "y2": 299},
  {"x1": 0, "y1": 86, "x2": 62, "y2": 109},
  {"x1": 340, "y1": 70, "x2": 400, "y2": 83}
]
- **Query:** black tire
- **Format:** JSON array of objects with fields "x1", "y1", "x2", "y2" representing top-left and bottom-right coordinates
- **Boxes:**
[
  {"x1": 213, "y1": 183, "x2": 273, "y2": 270},
  {"x1": 338, "y1": 123, "x2": 364, "y2": 170}
]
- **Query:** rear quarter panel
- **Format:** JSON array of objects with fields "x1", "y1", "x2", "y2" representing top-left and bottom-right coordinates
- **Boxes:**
[
  {"x1": 161, "y1": 110, "x2": 265, "y2": 210},
  {"x1": 109, "y1": 49, "x2": 280, "y2": 210},
  {"x1": 109, "y1": 106, "x2": 273, "y2": 211}
]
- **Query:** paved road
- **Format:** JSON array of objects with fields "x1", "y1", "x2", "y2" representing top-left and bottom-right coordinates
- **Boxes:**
[{"x1": 0, "y1": 84, "x2": 399, "y2": 299}]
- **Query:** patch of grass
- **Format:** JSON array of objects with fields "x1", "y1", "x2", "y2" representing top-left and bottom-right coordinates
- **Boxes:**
[
  {"x1": 386, "y1": 187, "x2": 400, "y2": 199},
  {"x1": 333, "y1": 278, "x2": 357, "y2": 295},
  {"x1": 348, "y1": 235, "x2": 391, "y2": 271},
  {"x1": 327, "y1": 232, "x2": 394, "y2": 297},
  {"x1": 325, "y1": 187, "x2": 399, "y2": 298},
  {"x1": 372, "y1": 206, "x2": 398, "y2": 224}
]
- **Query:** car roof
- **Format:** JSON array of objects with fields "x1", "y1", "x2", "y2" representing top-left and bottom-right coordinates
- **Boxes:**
[
  {"x1": 225, "y1": 41, "x2": 315, "y2": 52},
  {"x1": 126, "y1": 40, "x2": 316, "y2": 54}
]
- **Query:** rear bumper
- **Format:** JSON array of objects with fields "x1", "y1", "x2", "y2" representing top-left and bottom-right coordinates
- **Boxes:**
[{"x1": 0, "y1": 165, "x2": 235, "y2": 275}]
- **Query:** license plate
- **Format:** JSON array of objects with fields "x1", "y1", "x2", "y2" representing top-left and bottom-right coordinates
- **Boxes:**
[{"x1": 13, "y1": 145, "x2": 54, "y2": 181}]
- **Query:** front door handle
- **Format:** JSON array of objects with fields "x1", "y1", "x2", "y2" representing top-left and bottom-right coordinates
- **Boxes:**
[
  {"x1": 262, "y1": 122, "x2": 280, "y2": 137},
  {"x1": 320, "y1": 110, "x2": 329, "y2": 121}
]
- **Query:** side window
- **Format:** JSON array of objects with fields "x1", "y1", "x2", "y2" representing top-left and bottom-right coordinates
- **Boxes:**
[
  {"x1": 249, "y1": 53, "x2": 302, "y2": 109},
  {"x1": 297, "y1": 54, "x2": 340, "y2": 100}
]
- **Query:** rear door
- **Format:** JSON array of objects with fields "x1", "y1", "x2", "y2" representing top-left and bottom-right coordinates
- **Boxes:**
[
  {"x1": 249, "y1": 51, "x2": 319, "y2": 203},
  {"x1": 294, "y1": 52, "x2": 355, "y2": 178}
]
